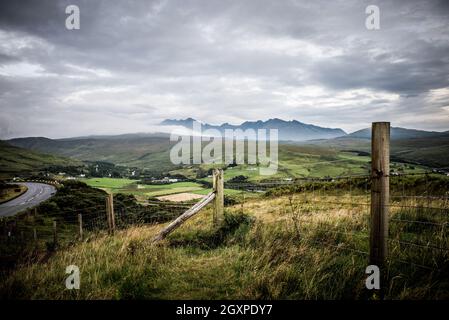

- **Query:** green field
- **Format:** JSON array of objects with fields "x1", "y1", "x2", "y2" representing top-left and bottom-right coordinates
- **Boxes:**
[
  {"x1": 80, "y1": 177, "x2": 251, "y2": 201},
  {"x1": 79, "y1": 177, "x2": 137, "y2": 190},
  {"x1": 170, "y1": 147, "x2": 428, "y2": 183},
  {"x1": 80, "y1": 178, "x2": 207, "y2": 200}
]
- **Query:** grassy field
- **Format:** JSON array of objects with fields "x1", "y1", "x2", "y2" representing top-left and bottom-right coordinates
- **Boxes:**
[
  {"x1": 1, "y1": 181, "x2": 448, "y2": 299},
  {"x1": 0, "y1": 184, "x2": 28, "y2": 204},
  {"x1": 80, "y1": 178, "x2": 207, "y2": 200},
  {"x1": 79, "y1": 177, "x2": 137, "y2": 191},
  {"x1": 79, "y1": 146, "x2": 430, "y2": 203},
  {"x1": 79, "y1": 177, "x2": 250, "y2": 205},
  {"x1": 171, "y1": 147, "x2": 428, "y2": 183}
]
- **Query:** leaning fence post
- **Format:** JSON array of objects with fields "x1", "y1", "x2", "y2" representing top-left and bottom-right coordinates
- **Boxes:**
[
  {"x1": 370, "y1": 122, "x2": 390, "y2": 268},
  {"x1": 213, "y1": 169, "x2": 224, "y2": 225},
  {"x1": 78, "y1": 213, "x2": 83, "y2": 241}
]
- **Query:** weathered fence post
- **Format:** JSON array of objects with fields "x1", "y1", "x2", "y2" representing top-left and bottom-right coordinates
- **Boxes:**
[
  {"x1": 109, "y1": 194, "x2": 115, "y2": 234},
  {"x1": 33, "y1": 228, "x2": 37, "y2": 242},
  {"x1": 105, "y1": 196, "x2": 111, "y2": 231},
  {"x1": 78, "y1": 213, "x2": 83, "y2": 241},
  {"x1": 106, "y1": 194, "x2": 115, "y2": 235},
  {"x1": 53, "y1": 219, "x2": 58, "y2": 248},
  {"x1": 370, "y1": 122, "x2": 390, "y2": 268},
  {"x1": 213, "y1": 169, "x2": 224, "y2": 225}
]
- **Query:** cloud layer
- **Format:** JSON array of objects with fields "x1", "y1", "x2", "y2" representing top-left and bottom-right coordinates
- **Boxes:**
[{"x1": 0, "y1": 0, "x2": 448, "y2": 138}]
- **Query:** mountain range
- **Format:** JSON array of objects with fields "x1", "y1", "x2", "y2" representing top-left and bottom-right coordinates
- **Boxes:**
[
  {"x1": 345, "y1": 127, "x2": 449, "y2": 140},
  {"x1": 161, "y1": 118, "x2": 346, "y2": 141},
  {"x1": 3, "y1": 119, "x2": 449, "y2": 175}
]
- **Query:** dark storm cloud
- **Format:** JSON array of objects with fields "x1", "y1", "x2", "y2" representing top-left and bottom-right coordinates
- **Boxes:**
[{"x1": 0, "y1": 0, "x2": 448, "y2": 138}]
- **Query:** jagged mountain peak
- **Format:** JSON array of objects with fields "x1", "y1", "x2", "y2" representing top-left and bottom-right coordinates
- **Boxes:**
[{"x1": 160, "y1": 118, "x2": 347, "y2": 141}]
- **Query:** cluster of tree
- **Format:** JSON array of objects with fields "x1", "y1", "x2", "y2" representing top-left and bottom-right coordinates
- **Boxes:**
[
  {"x1": 195, "y1": 167, "x2": 214, "y2": 179},
  {"x1": 228, "y1": 175, "x2": 248, "y2": 183},
  {"x1": 86, "y1": 161, "x2": 127, "y2": 178},
  {"x1": 139, "y1": 173, "x2": 189, "y2": 185},
  {"x1": 37, "y1": 180, "x2": 108, "y2": 222},
  {"x1": 43, "y1": 165, "x2": 86, "y2": 176}
]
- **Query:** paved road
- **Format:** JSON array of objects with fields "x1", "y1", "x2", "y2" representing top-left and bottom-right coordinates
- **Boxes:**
[{"x1": 0, "y1": 182, "x2": 56, "y2": 217}]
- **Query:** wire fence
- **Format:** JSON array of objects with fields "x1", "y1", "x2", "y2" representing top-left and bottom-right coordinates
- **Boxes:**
[
  {"x1": 0, "y1": 198, "x2": 199, "y2": 269},
  {"x1": 1, "y1": 171, "x2": 448, "y2": 275},
  {"x1": 226, "y1": 171, "x2": 449, "y2": 273}
]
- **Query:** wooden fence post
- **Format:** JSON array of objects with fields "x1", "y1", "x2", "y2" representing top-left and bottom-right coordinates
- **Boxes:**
[
  {"x1": 53, "y1": 219, "x2": 58, "y2": 248},
  {"x1": 105, "y1": 196, "x2": 111, "y2": 232},
  {"x1": 109, "y1": 194, "x2": 115, "y2": 234},
  {"x1": 213, "y1": 169, "x2": 224, "y2": 225},
  {"x1": 3, "y1": 219, "x2": 7, "y2": 238},
  {"x1": 212, "y1": 170, "x2": 216, "y2": 224},
  {"x1": 78, "y1": 213, "x2": 83, "y2": 241},
  {"x1": 370, "y1": 122, "x2": 390, "y2": 267},
  {"x1": 33, "y1": 228, "x2": 37, "y2": 242}
]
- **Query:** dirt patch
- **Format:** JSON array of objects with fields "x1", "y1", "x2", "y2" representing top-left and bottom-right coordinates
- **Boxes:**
[{"x1": 156, "y1": 192, "x2": 204, "y2": 202}]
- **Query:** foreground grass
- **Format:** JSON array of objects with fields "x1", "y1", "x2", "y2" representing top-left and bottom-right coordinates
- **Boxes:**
[{"x1": 1, "y1": 192, "x2": 448, "y2": 299}]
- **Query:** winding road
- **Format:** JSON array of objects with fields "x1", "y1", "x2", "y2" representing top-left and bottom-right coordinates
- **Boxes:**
[{"x1": 0, "y1": 182, "x2": 56, "y2": 217}]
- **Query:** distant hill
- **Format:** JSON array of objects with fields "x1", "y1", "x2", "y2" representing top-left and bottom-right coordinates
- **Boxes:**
[
  {"x1": 0, "y1": 140, "x2": 82, "y2": 179},
  {"x1": 7, "y1": 124, "x2": 449, "y2": 174},
  {"x1": 7, "y1": 134, "x2": 176, "y2": 172},
  {"x1": 161, "y1": 118, "x2": 347, "y2": 141},
  {"x1": 307, "y1": 128, "x2": 449, "y2": 168},
  {"x1": 346, "y1": 127, "x2": 448, "y2": 140}
]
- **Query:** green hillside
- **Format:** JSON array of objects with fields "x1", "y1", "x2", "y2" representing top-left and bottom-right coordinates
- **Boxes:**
[
  {"x1": 8, "y1": 135, "x2": 176, "y2": 173},
  {"x1": 6, "y1": 132, "x2": 442, "y2": 181},
  {"x1": 0, "y1": 141, "x2": 82, "y2": 179},
  {"x1": 305, "y1": 133, "x2": 449, "y2": 168}
]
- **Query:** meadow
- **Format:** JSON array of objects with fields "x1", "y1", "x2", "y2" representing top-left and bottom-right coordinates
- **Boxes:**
[
  {"x1": 170, "y1": 148, "x2": 427, "y2": 183},
  {"x1": 80, "y1": 178, "x2": 205, "y2": 199},
  {"x1": 78, "y1": 147, "x2": 428, "y2": 206},
  {"x1": 80, "y1": 177, "x2": 247, "y2": 203},
  {"x1": 0, "y1": 142, "x2": 445, "y2": 300},
  {"x1": 1, "y1": 179, "x2": 448, "y2": 299}
]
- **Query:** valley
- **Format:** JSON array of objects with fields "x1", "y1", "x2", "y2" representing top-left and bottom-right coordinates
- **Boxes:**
[{"x1": 1, "y1": 121, "x2": 448, "y2": 300}]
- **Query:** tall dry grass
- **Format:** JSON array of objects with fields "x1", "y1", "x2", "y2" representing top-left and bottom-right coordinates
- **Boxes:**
[{"x1": 1, "y1": 190, "x2": 448, "y2": 299}]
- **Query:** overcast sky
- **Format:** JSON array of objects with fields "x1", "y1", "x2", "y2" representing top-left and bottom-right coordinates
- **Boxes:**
[{"x1": 0, "y1": 0, "x2": 448, "y2": 139}]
